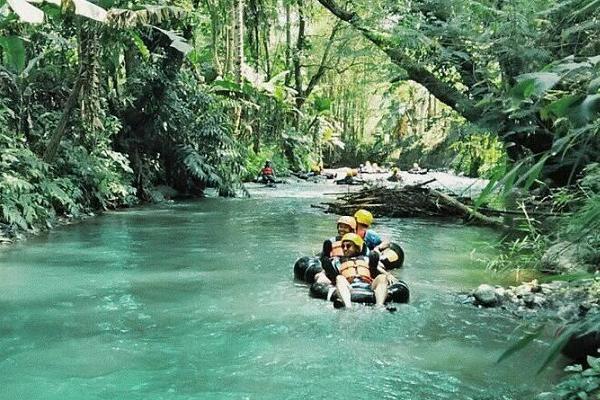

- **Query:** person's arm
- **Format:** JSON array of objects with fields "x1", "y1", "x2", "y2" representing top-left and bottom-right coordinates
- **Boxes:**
[
  {"x1": 368, "y1": 231, "x2": 389, "y2": 253},
  {"x1": 320, "y1": 239, "x2": 333, "y2": 259},
  {"x1": 321, "y1": 257, "x2": 340, "y2": 282},
  {"x1": 369, "y1": 252, "x2": 396, "y2": 282},
  {"x1": 376, "y1": 262, "x2": 398, "y2": 284}
]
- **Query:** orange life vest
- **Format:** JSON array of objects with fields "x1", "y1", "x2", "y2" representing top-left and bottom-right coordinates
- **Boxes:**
[
  {"x1": 339, "y1": 257, "x2": 372, "y2": 284},
  {"x1": 330, "y1": 240, "x2": 344, "y2": 257}
]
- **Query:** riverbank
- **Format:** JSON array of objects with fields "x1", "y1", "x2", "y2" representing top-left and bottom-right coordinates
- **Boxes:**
[
  {"x1": 319, "y1": 168, "x2": 490, "y2": 196},
  {"x1": 0, "y1": 213, "x2": 97, "y2": 246},
  {"x1": 469, "y1": 277, "x2": 600, "y2": 322}
]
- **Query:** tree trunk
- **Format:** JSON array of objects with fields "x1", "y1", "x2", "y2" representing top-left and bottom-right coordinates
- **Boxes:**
[
  {"x1": 204, "y1": 0, "x2": 223, "y2": 76},
  {"x1": 284, "y1": 1, "x2": 292, "y2": 86},
  {"x1": 296, "y1": 20, "x2": 341, "y2": 109},
  {"x1": 233, "y1": 0, "x2": 244, "y2": 84},
  {"x1": 262, "y1": 22, "x2": 272, "y2": 79},
  {"x1": 43, "y1": 72, "x2": 84, "y2": 163},
  {"x1": 293, "y1": 0, "x2": 305, "y2": 111}
]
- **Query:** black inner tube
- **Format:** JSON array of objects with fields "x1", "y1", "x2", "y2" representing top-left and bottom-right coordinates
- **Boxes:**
[{"x1": 309, "y1": 280, "x2": 409, "y2": 304}]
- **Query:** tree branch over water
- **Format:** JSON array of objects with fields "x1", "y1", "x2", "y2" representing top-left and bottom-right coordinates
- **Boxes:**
[{"x1": 314, "y1": 0, "x2": 486, "y2": 124}]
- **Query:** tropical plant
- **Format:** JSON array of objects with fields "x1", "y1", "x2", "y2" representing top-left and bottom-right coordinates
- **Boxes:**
[
  {"x1": 536, "y1": 357, "x2": 600, "y2": 400},
  {"x1": 314, "y1": 0, "x2": 600, "y2": 187},
  {"x1": 450, "y1": 130, "x2": 506, "y2": 178}
]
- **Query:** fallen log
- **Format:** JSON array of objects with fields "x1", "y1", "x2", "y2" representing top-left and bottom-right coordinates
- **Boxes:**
[
  {"x1": 429, "y1": 189, "x2": 507, "y2": 228},
  {"x1": 414, "y1": 178, "x2": 437, "y2": 188}
]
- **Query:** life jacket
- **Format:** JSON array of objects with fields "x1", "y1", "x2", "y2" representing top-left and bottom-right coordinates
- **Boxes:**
[
  {"x1": 339, "y1": 257, "x2": 372, "y2": 284},
  {"x1": 261, "y1": 166, "x2": 273, "y2": 175},
  {"x1": 329, "y1": 240, "x2": 343, "y2": 257}
]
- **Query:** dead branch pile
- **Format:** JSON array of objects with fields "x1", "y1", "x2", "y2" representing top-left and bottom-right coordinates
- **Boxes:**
[{"x1": 321, "y1": 183, "x2": 506, "y2": 227}]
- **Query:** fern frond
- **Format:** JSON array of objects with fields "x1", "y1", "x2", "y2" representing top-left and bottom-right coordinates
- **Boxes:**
[{"x1": 177, "y1": 145, "x2": 223, "y2": 187}]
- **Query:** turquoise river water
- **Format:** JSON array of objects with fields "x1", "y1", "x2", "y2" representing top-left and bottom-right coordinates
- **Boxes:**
[{"x1": 0, "y1": 182, "x2": 562, "y2": 399}]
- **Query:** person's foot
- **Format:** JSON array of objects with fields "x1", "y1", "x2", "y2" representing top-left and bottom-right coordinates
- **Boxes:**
[
  {"x1": 385, "y1": 305, "x2": 397, "y2": 313},
  {"x1": 333, "y1": 297, "x2": 345, "y2": 309}
]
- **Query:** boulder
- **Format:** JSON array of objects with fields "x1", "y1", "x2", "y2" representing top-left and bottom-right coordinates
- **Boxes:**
[
  {"x1": 474, "y1": 284, "x2": 499, "y2": 307},
  {"x1": 561, "y1": 329, "x2": 600, "y2": 362},
  {"x1": 541, "y1": 241, "x2": 595, "y2": 274}
]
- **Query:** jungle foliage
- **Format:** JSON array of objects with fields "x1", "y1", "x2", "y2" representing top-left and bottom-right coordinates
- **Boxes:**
[
  {"x1": 1, "y1": 0, "x2": 599, "y2": 396},
  {"x1": 1, "y1": 0, "x2": 599, "y2": 259}
]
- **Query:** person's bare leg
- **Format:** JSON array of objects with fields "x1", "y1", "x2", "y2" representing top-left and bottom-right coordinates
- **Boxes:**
[
  {"x1": 372, "y1": 275, "x2": 389, "y2": 307},
  {"x1": 335, "y1": 275, "x2": 352, "y2": 308},
  {"x1": 315, "y1": 271, "x2": 332, "y2": 284}
]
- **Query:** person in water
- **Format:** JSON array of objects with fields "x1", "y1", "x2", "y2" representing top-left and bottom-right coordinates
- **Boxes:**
[
  {"x1": 335, "y1": 169, "x2": 363, "y2": 185},
  {"x1": 387, "y1": 167, "x2": 402, "y2": 182},
  {"x1": 315, "y1": 216, "x2": 357, "y2": 284},
  {"x1": 354, "y1": 209, "x2": 390, "y2": 254},
  {"x1": 259, "y1": 160, "x2": 276, "y2": 183},
  {"x1": 327, "y1": 216, "x2": 357, "y2": 256},
  {"x1": 321, "y1": 233, "x2": 396, "y2": 308}
]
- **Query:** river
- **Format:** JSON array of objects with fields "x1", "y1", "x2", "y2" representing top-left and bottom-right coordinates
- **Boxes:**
[{"x1": 0, "y1": 181, "x2": 560, "y2": 399}]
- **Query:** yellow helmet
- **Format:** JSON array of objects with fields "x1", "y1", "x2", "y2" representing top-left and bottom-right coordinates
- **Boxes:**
[
  {"x1": 341, "y1": 233, "x2": 364, "y2": 249},
  {"x1": 337, "y1": 216, "x2": 356, "y2": 231},
  {"x1": 354, "y1": 209, "x2": 373, "y2": 226}
]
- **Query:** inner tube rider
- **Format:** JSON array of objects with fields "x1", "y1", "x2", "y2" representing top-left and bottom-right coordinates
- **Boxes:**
[
  {"x1": 258, "y1": 160, "x2": 276, "y2": 183},
  {"x1": 354, "y1": 209, "x2": 389, "y2": 253},
  {"x1": 321, "y1": 233, "x2": 397, "y2": 308},
  {"x1": 354, "y1": 209, "x2": 404, "y2": 270},
  {"x1": 314, "y1": 216, "x2": 357, "y2": 284}
]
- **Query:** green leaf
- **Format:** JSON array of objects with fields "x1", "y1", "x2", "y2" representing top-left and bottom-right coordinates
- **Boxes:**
[
  {"x1": 153, "y1": 26, "x2": 192, "y2": 55},
  {"x1": 510, "y1": 78, "x2": 536, "y2": 100},
  {"x1": 567, "y1": 94, "x2": 600, "y2": 126},
  {"x1": 313, "y1": 95, "x2": 332, "y2": 113},
  {"x1": 2, "y1": 207, "x2": 27, "y2": 229},
  {"x1": 553, "y1": 62, "x2": 590, "y2": 74},
  {"x1": 273, "y1": 85, "x2": 286, "y2": 102},
  {"x1": 500, "y1": 159, "x2": 525, "y2": 196},
  {"x1": 71, "y1": 0, "x2": 107, "y2": 22},
  {"x1": 577, "y1": 94, "x2": 600, "y2": 121},
  {"x1": 512, "y1": 73, "x2": 561, "y2": 99},
  {"x1": 474, "y1": 167, "x2": 504, "y2": 208},
  {"x1": 571, "y1": 0, "x2": 600, "y2": 18},
  {"x1": 561, "y1": 20, "x2": 600, "y2": 39},
  {"x1": 586, "y1": 356, "x2": 600, "y2": 371},
  {"x1": 5, "y1": 0, "x2": 43, "y2": 23},
  {"x1": 538, "y1": 324, "x2": 583, "y2": 373},
  {"x1": 212, "y1": 79, "x2": 242, "y2": 92},
  {"x1": 131, "y1": 32, "x2": 149, "y2": 60},
  {"x1": 543, "y1": 94, "x2": 584, "y2": 119},
  {"x1": 497, "y1": 324, "x2": 545, "y2": 364},
  {"x1": 0, "y1": 36, "x2": 25, "y2": 73},
  {"x1": 266, "y1": 70, "x2": 288, "y2": 85},
  {"x1": 516, "y1": 155, "x2": 549, "y2": 190}
]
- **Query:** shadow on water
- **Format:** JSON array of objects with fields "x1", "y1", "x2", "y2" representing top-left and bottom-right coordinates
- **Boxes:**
[{"x1": 0, "y1": 181, "x2": 562, "y2": 399}]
